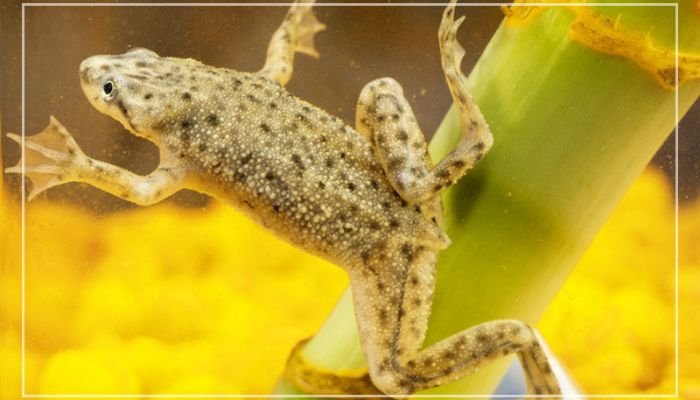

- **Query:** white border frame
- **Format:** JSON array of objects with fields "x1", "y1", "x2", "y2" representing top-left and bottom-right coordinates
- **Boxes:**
[{"x1": 19, "y1": 2, "x2": 680, "y2": 398}]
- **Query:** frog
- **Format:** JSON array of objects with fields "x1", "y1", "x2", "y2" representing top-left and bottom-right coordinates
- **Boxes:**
[{"x1": 6, "y1": 0, "x2": 562, "y2": 397}]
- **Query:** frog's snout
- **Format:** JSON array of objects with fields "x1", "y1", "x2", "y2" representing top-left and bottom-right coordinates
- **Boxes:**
[{"x1": 79, "y1": 56, "x2": 102, "y2": 86}]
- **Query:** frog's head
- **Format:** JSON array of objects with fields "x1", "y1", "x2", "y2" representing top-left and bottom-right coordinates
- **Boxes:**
[{"x1": 79, "y1": 48, "x2": 185, "y2": 141}]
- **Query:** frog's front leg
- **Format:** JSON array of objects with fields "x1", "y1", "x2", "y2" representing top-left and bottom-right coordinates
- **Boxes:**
[
  {"x1": 258, "y1": 0, "x2": 325, "y2": 85},
  {"x1": 5, "y1": 117, "x2": 187, "y2": 204}
]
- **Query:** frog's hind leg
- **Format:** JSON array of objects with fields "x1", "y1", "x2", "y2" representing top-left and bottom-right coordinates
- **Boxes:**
[
  {"x1": 349, "y1": 241, "x2": 561, "y2": 397},
  {"x1": 357, "y1": 0, "x2": 493, "y2": 205},
  {"x1": 259, "y1": 0, "x2": 326, "y2": 86}
]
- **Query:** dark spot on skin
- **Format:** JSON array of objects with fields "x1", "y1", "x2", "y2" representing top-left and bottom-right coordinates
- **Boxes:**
[
  {"x1": 260, "y1": 123, "x2": 271, "y2": 133},
  {"x1": 269, "y1": 102, "x2": 278, "y2": 109},
  {"x1": 198, "y1": 143, "x2": 207, "y2": 152},
  {"x1": 453, "y1": 160, "x2": 465, "y2": 169},
  {"x1": 436, "y1": 169, "x2": 450, "y2": 179},
  {"x1": 433, "y1": 183, "x2": 443, "y2": 192},
  {"x1": 325, "y1": 158, "x2": 334, "y2": 168},
  {"x1": 473, "y1": 141, "x2": 485, "y2": 151},
  {"x1": 361, "y1": 251, "x2": 370, "y2": 264},
  {"x1": 99, "y1": 65, "x2": 111, "y2": 71},
  {"x1": 389, "y1": 219, "x2": 400, "y2": 228},
  {"x1": 291, "y1": 154, "x2": 305, "y2": 170},
  {"x1": 388, "y1": 157, "x2": 404, "y2": 172},
  {"x1": 377, "y1": 282, "x2": 385, "y2": 291},
  {"x1": 397, "y1": 130, "x2": 409, "y2": 141},
  {"x1": 206, "y1": 114, "x2": 220, "y2": 126},
  {"x1": 477, "y1": 333, "x2": 488, "y2": 342},
  {"x1": 240, "y1": 153, "x2": 252, "y2": 165},
  {"x1": 144, "y1": 93, "x2": 153, "y2": 100},
  {"x1": 116, "y1": 100, "x2": 128, "y2": 116},
  {"x1": 370, "y1": 179, "x2": 379, "y2": 190},
  {"x1": 391, "y1": 114, "x2": 400, "y2": 121},
  {"x1": 233, "y1": 171, "x2": 247, "y2": 182},
  {"x1": 126, "y1": 73, "x2": 150, "y2": 81},
  {"x1": 401, "y1": 243, "x2": 414, "y2": 262},
  {"x1": 378, "y1": 309, "x2": 388, "y2": 324},
  {"x1": 368, "y1": 221, "x2": 380, "y2": 230},
  {"x1": 182, "y1": 92, "x2": 191, "y2": 101},
  {"x1": 381, "y1": 202, "x2": 391, "y2": 210},
  {"x1": 246, "y1": 94, "x2": 260, "y2": 103},
  {"x1": 413, "y1": 298, "x2": 421, "y2": 306},
  {"x1": 443, "y1": 367, "x2": 454, "y2": 375},
  {"x1": 339, "y1": 152, "x2": 346, "y2": 159},
  {"x1": 410, "y1": 275, "x2": 419, "y2": 286},
  {"x1": 265, "y1": 172, "x2": 275, "y2": 180},
  {"x1": 318, "y1": 181, "x2": 325, "y2": 189},
  {"x1": 415, "y1": 205, "x2": 422, "y2": 214},
  {"x1": 443, "y1": 350, "x2": 456, "y2": 360},
  {"x1": 135, "y1": 61, "x2": 148, "y2": 68},
  {"x1": 347, "y1": 183, "x2": 356, "y2": 191},
  {"x1": 377, "y1": 115, "x2": 385, "y2": 122}
]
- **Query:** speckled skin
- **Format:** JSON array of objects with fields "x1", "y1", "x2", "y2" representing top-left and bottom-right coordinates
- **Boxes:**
[
  {"x1": 79, "y1": 50, "x2": 448, "y2": 271},
  {"x1": 7, "y1": 1, "x2": 561, "y2": 397}
]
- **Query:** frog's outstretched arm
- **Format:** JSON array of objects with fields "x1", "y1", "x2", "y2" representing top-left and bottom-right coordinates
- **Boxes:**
[
  {"x1": 259, "y1": 0, "x2": 326, "y2": 85},
  {"x1": 5, "y1": 117, "x2": 187, "y2": 204}
]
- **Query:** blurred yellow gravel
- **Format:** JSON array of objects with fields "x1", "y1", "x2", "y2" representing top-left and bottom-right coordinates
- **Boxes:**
[{"x1": 1, "y1": 168, "x2": 698, "y2": 398}]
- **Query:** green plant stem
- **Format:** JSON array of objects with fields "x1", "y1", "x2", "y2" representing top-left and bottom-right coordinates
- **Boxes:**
[{"x1": 276, "y1": 2, "x2": 700, "y2": 396}]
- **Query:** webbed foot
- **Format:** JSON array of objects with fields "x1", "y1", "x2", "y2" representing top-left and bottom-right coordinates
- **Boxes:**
[{"x1": 5, "y1": 116, "x2": 86, "y2": 200}]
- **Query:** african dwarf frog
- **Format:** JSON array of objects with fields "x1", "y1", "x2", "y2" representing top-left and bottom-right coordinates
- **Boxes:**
[{"x1": 7, "y1": 0, "x2": 561, "y2": 396}]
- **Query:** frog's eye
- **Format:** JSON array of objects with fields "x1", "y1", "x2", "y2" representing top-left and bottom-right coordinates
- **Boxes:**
[{"x1": 102, "y1": 80, "x2": 116, "y2": 100}]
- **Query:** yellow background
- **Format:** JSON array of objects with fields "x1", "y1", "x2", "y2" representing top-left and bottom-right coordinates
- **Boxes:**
[{"x1": 1, "y1": 168, "x2": 697, "y2": 398}]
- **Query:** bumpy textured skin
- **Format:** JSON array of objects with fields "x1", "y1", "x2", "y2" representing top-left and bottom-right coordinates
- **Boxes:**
[{"x1": 6, "y1": 0, "x2": 561, "y2": 397}]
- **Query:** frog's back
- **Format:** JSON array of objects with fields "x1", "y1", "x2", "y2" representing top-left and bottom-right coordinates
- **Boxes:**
[{"x1": 81, "y1": 50, "x2": 448, "y2": 267}]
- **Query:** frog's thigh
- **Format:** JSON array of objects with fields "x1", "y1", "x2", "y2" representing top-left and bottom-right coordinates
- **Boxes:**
[
  {"x1": 355, "y1": 77, "x2": 437, "y2": 204},
  {"x1": 259, "y1": 0, "x2": 325, "y2": 86}
]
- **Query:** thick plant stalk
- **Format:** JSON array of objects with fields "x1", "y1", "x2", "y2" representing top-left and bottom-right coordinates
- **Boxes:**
[{"x1": 277, "y1": 1, "x2": 700, "y2": 396}]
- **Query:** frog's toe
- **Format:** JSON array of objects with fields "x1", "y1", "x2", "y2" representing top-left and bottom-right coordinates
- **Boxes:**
[
  {"x1": 289, "y1": 0, "x2": 326, "y2": 58},
  {"x1": 439, "y1": 7, "x2": 466, "y2": 75}
]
